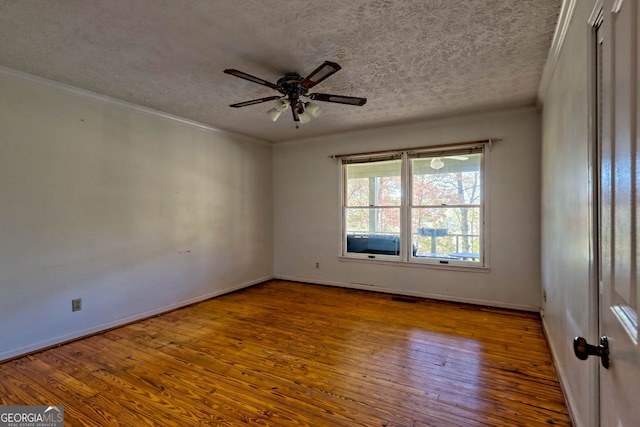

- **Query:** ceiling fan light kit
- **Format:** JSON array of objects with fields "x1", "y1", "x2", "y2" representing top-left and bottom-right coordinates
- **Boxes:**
[
  {"x1": 430, "y1": 157, "x2": 445, "y2": 170},
  {"x1": 267, "y1": 108, "x2": 284, "y2": 122},
  {"x1": 224, "y1": 61, "x2": 367, "y2": 125},
  {"x1": 297, "y1": 111, "x2": 311, "y2": 124},
  {"x1": 305, "y1": 101, "x2": 322, "y2": 117},
  {"x1": 267, "y1": 99, "x2": 290, "y2": 121},
  {"x1": 429, "y1": 155, "x2": 469, "y2": 170}
]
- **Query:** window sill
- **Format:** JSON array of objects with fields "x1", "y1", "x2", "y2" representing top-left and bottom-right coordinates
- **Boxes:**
[{"x1": 338, "y1": 255, "x2": 490, "y2": 272}]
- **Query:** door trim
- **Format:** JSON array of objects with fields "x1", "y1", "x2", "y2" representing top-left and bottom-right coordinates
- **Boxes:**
[{"x1": 588, "y1": 2, "x2": 604, "y2": 426}]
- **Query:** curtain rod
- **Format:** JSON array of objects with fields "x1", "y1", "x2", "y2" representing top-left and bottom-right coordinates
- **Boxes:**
[{"x1": 328, "y1": 138, "x2": 501, "y2": 159}]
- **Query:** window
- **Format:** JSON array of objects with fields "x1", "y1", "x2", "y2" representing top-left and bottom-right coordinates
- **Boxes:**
[
  {"x1": 341, "y1": 144, "x2": 486, "y2": 267},
  {"x1": 344, "y1": 155, "x2": 402, "y2": 258}
]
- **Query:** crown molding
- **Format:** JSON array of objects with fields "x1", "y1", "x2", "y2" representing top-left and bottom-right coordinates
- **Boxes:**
[
  {"x1": 0, "y1": 65, "x2": 271, "y2": 147},
  {"x1": 537, "y1": 0, "x2": 579, "y2": 107}
]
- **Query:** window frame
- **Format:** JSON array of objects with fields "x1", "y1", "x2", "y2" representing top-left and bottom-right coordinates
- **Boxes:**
[
  {"x1": 341, "y1": 154, "x2": 404, "y2": 261},
  {"x1": 340, "y1": 144, "x2": 488, "y2": 269}
]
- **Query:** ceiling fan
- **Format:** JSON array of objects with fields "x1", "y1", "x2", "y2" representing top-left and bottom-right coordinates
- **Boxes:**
[
  {"x1": 224, "y1": 61, "x2": 367, "y2": 124},
  {"x1": 430, "y1": 155, "x2": 469, "y2": 170}
]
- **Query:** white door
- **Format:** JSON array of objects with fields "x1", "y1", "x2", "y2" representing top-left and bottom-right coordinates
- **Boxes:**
[{"x1": 599, "y1": 1, "x2": 640, "y2": 426}]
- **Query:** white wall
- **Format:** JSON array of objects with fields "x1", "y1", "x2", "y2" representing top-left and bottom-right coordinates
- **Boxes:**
[
  {"x1": 540, "y1": 1, "x2": 599, "y2": 426},
  {"x1": 0, "y1": 69, "x2": 273, "y2": 361},
  {"x1": 274, "y1": 108, "x2": 542, "y2": 311}
]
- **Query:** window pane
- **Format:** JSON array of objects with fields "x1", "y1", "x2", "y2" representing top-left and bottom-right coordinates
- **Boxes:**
[
  {"x1": 412, "y1": 154, "x2": 481, "y2": 206},
  {"x1": 411, "y1": 207, "x2": 481, "y2": 261},
  {"x1": 346, "y1": 208, "x2": 401, "y2": 234},
  {"x1": 346, "y1": 160, "x2": 401, "y2": 206},
  {"x1": 346, "y1": 208, "x2": 401, "y2": 255}
]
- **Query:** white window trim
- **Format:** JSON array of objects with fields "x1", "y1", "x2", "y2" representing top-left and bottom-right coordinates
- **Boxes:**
[{"x1": 339, "y1": 144, "x2": 491, "y2": 270}]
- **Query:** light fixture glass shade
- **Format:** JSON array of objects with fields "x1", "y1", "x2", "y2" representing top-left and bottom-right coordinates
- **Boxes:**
[
  {"x1": 305, "y1": 102, "x2": 322, "y2": 117},
  {"x1": 267, "y1": 99, "x2": 290, "y2": 121},
  {"x1": 298, "y1": 111, "x2": 311, "y2": 124},
  {"x1": 274, "y1": 99, "x2": 290, "y2": 111},
  {"x1": 430, "y1": 157, "x2": 444, "y2": 170},
  {"x1": 267, "y1": 108, "x2": 284, "y2": 122}
]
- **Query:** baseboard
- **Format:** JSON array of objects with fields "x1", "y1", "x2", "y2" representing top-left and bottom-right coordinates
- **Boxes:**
[
  {"x1": 0, "y1": 275, "x2": 273, "y2": 362},
  {"x1": 274, "y1": 275, "x2": 540, "y2": 312},
  {"x1": 541, "y1": 316, "x2": 581, "y2": 427}
]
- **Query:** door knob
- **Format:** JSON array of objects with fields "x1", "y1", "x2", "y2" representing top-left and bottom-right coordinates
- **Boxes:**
[{"x1": 573, "y1": 336, "x2": 610, "y2": 369}]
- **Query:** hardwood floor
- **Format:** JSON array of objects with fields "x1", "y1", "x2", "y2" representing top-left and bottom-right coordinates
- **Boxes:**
[{"x1": 0, "y1": 280, "x2": 571, "y2": 426}]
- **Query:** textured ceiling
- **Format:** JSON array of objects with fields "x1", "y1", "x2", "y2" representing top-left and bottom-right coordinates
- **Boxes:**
[{"x1": 0, "y1": 0, "x2": 561, "y2": 143}]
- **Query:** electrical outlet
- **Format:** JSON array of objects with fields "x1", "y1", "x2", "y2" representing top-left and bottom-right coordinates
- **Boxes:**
[
  {"x1": 72, "y1": 298, "x2": 82, "y2": 312},
  {"x1": 315, "y1": 262, "x2": 320, "y2": 269}
]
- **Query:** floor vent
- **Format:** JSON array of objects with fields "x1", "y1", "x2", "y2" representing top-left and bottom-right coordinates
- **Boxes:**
[{"x1": 392, "y1": 297, "x2": 418, "y2": 303}]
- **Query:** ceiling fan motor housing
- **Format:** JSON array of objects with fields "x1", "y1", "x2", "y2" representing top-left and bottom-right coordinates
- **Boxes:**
[{"x1": 277, "y1": 73, "x2": 308, "y2": 112}]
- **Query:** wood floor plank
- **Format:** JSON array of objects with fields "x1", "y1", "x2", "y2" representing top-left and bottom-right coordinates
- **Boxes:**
[
  {"x1": 95, "y1": 330, "x2": 395, "y2": 427},
  {"x1": 0, "y1": 280, "x2": 572, "y2": 426}
]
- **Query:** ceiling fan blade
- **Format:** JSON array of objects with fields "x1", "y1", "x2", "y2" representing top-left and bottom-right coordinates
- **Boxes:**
[
  {"x1": 308, "y1": 93, "x2": 367, "y2": 106},
  {"x1": 229, "y1": 95, "x2": 282, "y2": 108},
  {"x1": 224, "y1": 69, "x2": 281, "y2": 90},
  {"x1": 300, "y1": 61, "x2": 341, "y2": 89}
]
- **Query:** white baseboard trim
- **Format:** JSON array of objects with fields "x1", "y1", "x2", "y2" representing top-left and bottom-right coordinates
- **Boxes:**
[
  {"x1": 274, "y1": 275, "x2": 540, "y2": 312},
  {"x1": 542, "y1": 316, "x2": 581, "y2": 427},
  {"x1": 0, "y1": 275, "x2": 273, "y2": 362}
]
